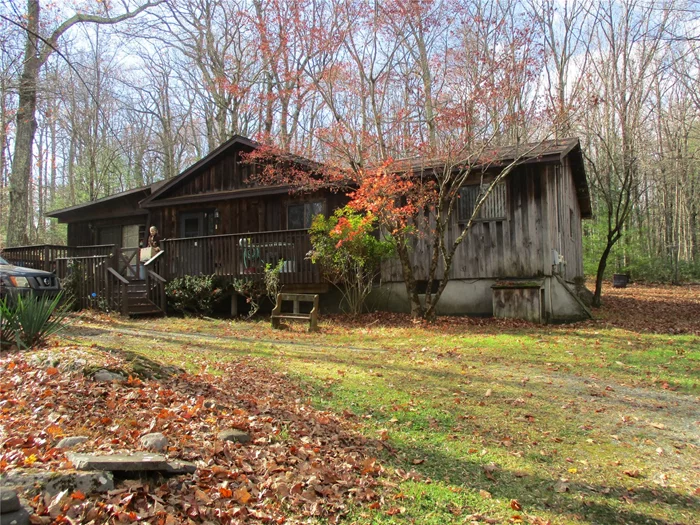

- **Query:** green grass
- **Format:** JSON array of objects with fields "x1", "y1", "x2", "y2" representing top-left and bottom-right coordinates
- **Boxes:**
[{"x1": 61, "y1": 313, "x2": 699, "y2": 525}]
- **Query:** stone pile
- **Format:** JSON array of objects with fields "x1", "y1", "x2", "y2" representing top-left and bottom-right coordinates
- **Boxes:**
[
  {"x1": 0, "y1": 489, "x2": 30, "y2": 525},
  {"x1": 1, "y1": 429, "x2": 253, "y2": 520}
]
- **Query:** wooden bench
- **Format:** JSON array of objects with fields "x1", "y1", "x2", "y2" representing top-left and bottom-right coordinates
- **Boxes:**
[{"x1": 271, "y1": 293, "x2": 319, "y2": 332}]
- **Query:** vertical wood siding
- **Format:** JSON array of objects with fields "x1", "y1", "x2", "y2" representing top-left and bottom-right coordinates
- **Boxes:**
[
  {"x1": 381, "y1": 162, "x2": 586, "y2": 282},
  {"x1": 157, "y1": 148, "x2": 257, "y2": 200},
  {"x1": 556, "y1": 158, "x2": 584, "y2": 279}
]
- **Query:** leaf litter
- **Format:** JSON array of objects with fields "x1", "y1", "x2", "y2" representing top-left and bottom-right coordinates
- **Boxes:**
[{"x1": 0, "y1": 347, "x2": 393, "y2": 524}]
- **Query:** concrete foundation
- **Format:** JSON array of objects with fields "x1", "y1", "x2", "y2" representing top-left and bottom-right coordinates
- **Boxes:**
[
  {"x1": 368, "y1": 279, "x2": 496, "y2": 316},
  {"x1": 364, "y1": 275, "x2": 591, "y2": 322},
  {"x1": 547, "y1": 275, "x2": 592, "y2": 322}
]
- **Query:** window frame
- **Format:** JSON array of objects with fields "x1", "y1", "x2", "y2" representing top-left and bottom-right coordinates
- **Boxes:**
[
  {"x1": 178, "y1": 209, "x2": 217, "y2": 238},
  {"x1": 286, "y1": 200, "x2": 325, "y2": 230},
  {"x1": 457, "y1": 181, "x2": 508, "y2": 224},
  {"x1": 569, "y1": 208, "x2": 575, "y2": 239}
]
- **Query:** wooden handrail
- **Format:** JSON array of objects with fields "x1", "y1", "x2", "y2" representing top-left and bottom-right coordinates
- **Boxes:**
[
  {"x1": 1, "y1": 243, "x2": 68, "y2": 250},
  {"x1": 143, "y1": 250, "x2": 165, "y2": 266},
  {"x1": 107, "y1": 267, "x2": 129, "y2": 284},
  {"x1": 147, "y1": 270, "x2": 166, "y2": 283},
  {"x1": 162, "y1": 228, "x2": 310, "y2": 243},
  {"x1": 57, "y1": 255, "x2": 111, "y2": 260},
  {"x1": 2, "y1": 243, "x2": 114, "y2": 251}
]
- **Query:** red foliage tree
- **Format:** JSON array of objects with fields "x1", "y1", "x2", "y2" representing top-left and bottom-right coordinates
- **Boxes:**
[{"x1": 246, "y1": 0, "x2": 555, "y2": 319}]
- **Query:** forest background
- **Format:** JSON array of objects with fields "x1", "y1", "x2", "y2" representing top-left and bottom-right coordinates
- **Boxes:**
[{"x1": 1, "y1": 0, "x2": 698, "y2": 284}]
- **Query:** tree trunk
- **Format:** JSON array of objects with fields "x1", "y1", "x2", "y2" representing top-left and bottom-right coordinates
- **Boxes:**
[
  {"x1": 592, "y1": 233, "x2": 619, "y2": 308},
  {"x1": 0, "y1": 76, "x2": 8, "y2": 222},
  {"x1": 396, "y1": 240, "x2": 423, "y2": 318},
  {"x1": 6, "y1": 0, "x2": 40, "y2": 247}
]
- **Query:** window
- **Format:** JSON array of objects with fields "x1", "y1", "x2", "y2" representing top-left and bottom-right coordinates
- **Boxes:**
[
  {"x1": 138, "y1": 225, "x2": 146, "y2": 246},
  {"x1": 458, "y1": 182, "x2": 507, "y2": 222},
  {"x1": 569, "y1": 208, "x2": 574, "y2": 238},
  {"x1": 180, "y1": 210, "x2": 217, "y2": 237},
  {"x1": 287, "y1": 201, "x2": 324, "y2": 229},
  {"x1": 183, "y1": 216, "x2": 201, "y2": 238},
  {"x1": 122, "y1": 225, "x2": 141, "y2": 248}
]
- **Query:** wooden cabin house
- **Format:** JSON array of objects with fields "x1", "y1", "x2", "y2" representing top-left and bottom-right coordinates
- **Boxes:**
[
  {"x1": 373, "y1": 139, "x2": 593, "y2": 322},
  {"x1": 4, "y1": 135, "x2": 592, "y2": 321}
]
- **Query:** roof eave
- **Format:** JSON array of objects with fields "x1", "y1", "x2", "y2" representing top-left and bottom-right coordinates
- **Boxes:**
[{"x1": 46, "y1": 186, "x2": 151, "y2": 220}]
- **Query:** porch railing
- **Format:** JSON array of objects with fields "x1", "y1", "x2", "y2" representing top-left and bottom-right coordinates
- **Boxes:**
[
  {"x1": 56, "y1": 255, "x2": 112, "y2": 310},
  {"x1": 1, "y1": 244, "x2": 116, "y2": 272},
  {"x1": 3, "y1": 229, "x2": 321, "y2": 286},
  {"x1": 156, "y1": 229, "x2": 320, "y2": 284}
]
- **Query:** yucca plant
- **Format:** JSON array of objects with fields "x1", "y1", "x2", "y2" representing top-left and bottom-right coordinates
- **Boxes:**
[
  {"x1": 0, "y1": 292, "x2": 70, "y2": 349},
  {"x1": 0, "y1": 297, "x2": 15, "y2": 349}
]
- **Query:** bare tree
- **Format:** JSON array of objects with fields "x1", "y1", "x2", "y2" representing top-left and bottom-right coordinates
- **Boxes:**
[
  {"x1": 4, "y1": 0, "x2": 164, "y2": 247},
  {"x1": 582, "y1": 0, "x2": 673, "y2": 306}
]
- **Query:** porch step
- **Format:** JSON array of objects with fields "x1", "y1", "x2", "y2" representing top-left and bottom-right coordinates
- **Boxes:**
[
  {"x1": 124, "y1": 279, "x2": 165, "y2": 317},
  {"x1": 129, "y1": 304, "x2": 164, "y2": 316}
]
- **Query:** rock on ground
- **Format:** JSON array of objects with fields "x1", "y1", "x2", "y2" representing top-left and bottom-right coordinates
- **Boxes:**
[
  {"x1": 140, "y1": 432, "x2": 169, "y2": 452},
  {"x1": 92, "y1": 369, "x2": 124, "y2": 382},
  {"x1": 55, "y1": 436, "x2": 88, "y2": 449},
  {"x1": 218, "y1": 429, "x2": 251, "y2": 444},
  {"x1": 66, "y1": 452, "x2": 195, "y2": 474},
  {"x1": 0, "y1": 508, "x2": 30, "y2": 525},
  {"x1": 0, "y1": 469, "x2": 114, "y2": 497},
  {"x1": 0, "y1": 489, "x2": 21, "y2": 513}
]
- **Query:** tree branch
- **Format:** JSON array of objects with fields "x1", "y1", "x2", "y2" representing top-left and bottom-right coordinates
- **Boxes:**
[{"x1": 40, "y1": 0, "x2": 166, "y2": 63}]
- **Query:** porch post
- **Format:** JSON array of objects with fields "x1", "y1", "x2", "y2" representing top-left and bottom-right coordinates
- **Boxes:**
[{"x1": 230, "y1": 292, "x2": 238, "y2": 317}]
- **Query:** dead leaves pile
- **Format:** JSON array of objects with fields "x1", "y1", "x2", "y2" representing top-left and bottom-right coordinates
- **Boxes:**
[
  {"x1": 325, "y1": 283, "x2": 700, "y2": 335},
  {"x1": 595, "y1": 282, "x2": 700, "y2": 335},
  {"x1": 0, "y1": 349, "x2": 388, "y2": 524}
]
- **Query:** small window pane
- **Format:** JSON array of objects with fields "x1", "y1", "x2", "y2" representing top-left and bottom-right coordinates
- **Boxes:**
[
  {"x1": 183, "y1": 217, "x2": 200, "y2": 237},
  {"x1": 569, "y1": 208, "x2": 574, "y2": 238},
  {"x1": 288, "y1": 204, "x2": 305, "y2": 229},
  {"x1": 138, "y1": 226, "x2": 146, "y2": 247},
  {"x1": 305, "y1": 201, "x2": 324, "y2": 228}
]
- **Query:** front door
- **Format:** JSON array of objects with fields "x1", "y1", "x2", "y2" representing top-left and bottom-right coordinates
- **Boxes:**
[{"x1": 178, "y1": 210, "x2": 217, "y2": 275}]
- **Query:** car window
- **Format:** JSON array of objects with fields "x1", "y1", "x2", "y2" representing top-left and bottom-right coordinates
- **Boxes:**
[{"x1": 0, "y1": 256, "x2": 8, "y2": 265}]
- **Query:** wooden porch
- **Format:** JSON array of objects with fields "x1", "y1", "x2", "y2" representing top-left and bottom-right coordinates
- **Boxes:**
[{"x1": 1, "y1": 229, "x2": 322, "y2": 316}]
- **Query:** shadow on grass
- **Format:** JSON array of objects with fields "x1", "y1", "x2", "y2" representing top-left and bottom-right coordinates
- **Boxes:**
[
  {"x1": 67, "y1": 323, "x2": 699, "y2": 444},
  {"x1": 377, "y1": 438, "x2": 698, "y2": 525},
  {"x1": 79, "y1": 341, "x2": 185, "y2": 380}
]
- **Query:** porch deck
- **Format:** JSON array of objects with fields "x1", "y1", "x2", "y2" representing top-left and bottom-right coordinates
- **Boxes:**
[{"x1": 1, "y1": 229, "x2": 322, "y2": 315}]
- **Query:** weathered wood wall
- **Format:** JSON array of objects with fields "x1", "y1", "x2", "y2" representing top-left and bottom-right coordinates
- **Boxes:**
[
  {"x1": 160, "y1": 149, "x2": 255, "y2": 199},
  {"x1": 151, "y1": 191, "x2": 346, "y2": 239},
  {"x1": 381, "y1": 161, "x2": 585, "y2": 282},
  {"x1": 492, "y1": 285, "x2": 544, "y2": 323},
  {"x1": 553, "y1": 157, "x2": 584, "y2": 280},
  {"x1": 67, "y1": 216, "x2": 146, "y2": 247}
]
